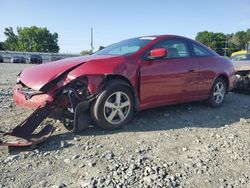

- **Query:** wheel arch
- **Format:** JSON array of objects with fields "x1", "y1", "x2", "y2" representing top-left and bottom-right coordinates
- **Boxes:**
[
  {"x1": 103, "y1": 74, "x2": 140, "y2": 112},
  {"x1": 215, "y1": 74, "x2": 229, "y2": 92},
  {"x1": 105, "y1": 74, "x2": 133, "y2": 88}
]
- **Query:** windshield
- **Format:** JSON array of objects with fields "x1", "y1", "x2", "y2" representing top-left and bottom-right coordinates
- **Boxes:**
[{"x1": 95, "y1": 37, "x2": 155, "y2": 56}]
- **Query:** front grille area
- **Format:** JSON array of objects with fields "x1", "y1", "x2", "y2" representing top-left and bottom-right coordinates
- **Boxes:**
[{"x1": 18, "y1": 85, "x2": 44, "y2": 100}]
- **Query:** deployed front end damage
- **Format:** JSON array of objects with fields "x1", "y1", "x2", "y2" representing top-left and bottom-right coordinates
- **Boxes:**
[
  {"x1": 52, "y1": 75, "x2": 105, "y2": 133},
  {"x1": 0, "y1": 72, "x2": 105, "y2": 147},
  {"x1": 234, "y1": 61, "x2": 250, "y2": 91},
  {"x1": 0, "y1": 105, "x2": 54, "y2": 147},
  {"x1": 0, "y1": 53, "x2": 137, "y2": 147},
  {"x1": 235, "y1": 71, "x2": 250, "y2": 90}
]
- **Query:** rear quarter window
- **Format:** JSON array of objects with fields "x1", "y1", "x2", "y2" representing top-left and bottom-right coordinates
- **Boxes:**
[{"x1": 192, "y1": 43, "x2": 213, "y2": 57}]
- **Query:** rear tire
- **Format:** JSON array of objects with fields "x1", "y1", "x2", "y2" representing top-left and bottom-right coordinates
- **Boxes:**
[
  {"x1": 91, "y1": 80, "x2": 134, "y2": 130},
  {"x1": 208, "y1": 78, "x2": 226, "y2": 107}
]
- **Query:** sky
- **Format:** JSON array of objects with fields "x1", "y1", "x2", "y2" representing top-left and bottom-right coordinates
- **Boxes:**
[{"x1": 0, "y1": 0, "x2": 250, "y2": 54}]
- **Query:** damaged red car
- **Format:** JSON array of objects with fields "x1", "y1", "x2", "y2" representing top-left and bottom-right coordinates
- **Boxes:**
[{"x1": 2, "y1": 35, "x2": 236, "y2": 146}]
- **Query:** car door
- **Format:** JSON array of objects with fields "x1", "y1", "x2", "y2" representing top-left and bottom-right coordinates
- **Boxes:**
[
  {"x1": 190, "y1": 42, "x2": 218, "y2": 96},
  {"x1": 140, "y1": 38, "x2": 200, "y2": 109}
]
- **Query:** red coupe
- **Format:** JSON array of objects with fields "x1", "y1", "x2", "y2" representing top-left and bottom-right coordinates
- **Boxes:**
[{"x1": 14, "y1": 35, "x2": 235, "y2": 131}]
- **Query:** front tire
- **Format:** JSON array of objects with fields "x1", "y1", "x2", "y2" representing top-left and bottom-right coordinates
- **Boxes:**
[
  {"x1": 91, "y1": 81, "x2": 134, "y2": 130},
  {"x1": 208, "y1": 78, "x2": 226, "y2": 107}
]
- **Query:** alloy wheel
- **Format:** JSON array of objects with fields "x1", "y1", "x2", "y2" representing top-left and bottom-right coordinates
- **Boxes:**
[
  {"x1": 213, "y1": 82, "x2": 225, "y2": 104},
  {"x1": 103, "y1": 91, "x2": 131, "y2": 125}
]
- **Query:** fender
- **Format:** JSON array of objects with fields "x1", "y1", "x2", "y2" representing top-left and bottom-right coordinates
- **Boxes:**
[{"x1": 63, "y1": 56, "x2": 140, "y2": 96}]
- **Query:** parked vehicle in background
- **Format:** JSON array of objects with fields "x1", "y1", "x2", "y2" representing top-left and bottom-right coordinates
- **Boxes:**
[
  {"x1": 10, "y1": 56, "x2": 26, "y2": 64},
  {"x1": 231, "y1": 41, "x2": 250, "y2": 59},
  {"x1": 27, "y1": 55, "x2": 42, "y2": 64},
  {"x1": 231, "y1": 50, "x2": 247, "y2": 58},
  {"x1": 0, "y1": 55, "x2": 3, "y2": 63},
  {"x1": 232, "y1": 53, "x2": 250, "y2": 91},
  {"x1": 49, "y1": 56, "x2": 62, "y2": 62},
  {"x1": 231, "y1": 53, "x2": 250, "y2": 61}
]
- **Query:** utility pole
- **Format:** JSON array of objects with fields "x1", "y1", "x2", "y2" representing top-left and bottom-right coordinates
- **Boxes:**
[
  {"x1": 90, "y1": 27, "x2": 94, "y2": 53},
  {"x1": 224, "y1": 34, "x2": 228, "y2": 56}
]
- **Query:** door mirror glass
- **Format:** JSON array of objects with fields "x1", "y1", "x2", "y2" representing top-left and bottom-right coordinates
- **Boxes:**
[{"x1": 148, "y1": 48, "x2": 167, "y2": 59}]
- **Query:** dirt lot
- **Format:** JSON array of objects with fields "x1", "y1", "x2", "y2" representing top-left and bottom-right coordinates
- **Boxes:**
[{"x1": 0, "y1": 63, "x2": 250, "y2": 188}]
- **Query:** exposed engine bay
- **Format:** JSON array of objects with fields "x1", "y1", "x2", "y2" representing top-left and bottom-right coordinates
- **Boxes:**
[
  {"x1": 0, "y1": 74, "x2": 106, "y2": 147},
  {"x1": 234, "y1": 61, "x2": 250, "y2": 91}
]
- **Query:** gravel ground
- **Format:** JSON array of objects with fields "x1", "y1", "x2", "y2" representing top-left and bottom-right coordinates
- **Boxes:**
[{"x1": 0, "y1": 63, "x2": 250, "y2": 188}]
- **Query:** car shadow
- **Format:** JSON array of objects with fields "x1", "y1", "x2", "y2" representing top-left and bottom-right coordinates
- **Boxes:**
[
  {"x1": 77, "y1": 92, "x2": 250, "y2": 134},
  {"x1": 8, "y1": 92, "x2": 250, "y2": 153}
]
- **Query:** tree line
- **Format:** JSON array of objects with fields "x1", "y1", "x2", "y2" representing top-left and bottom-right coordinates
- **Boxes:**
[
  {"x1": 81, "y1": 29, "x2": 250, "y2": 56},
  {"x1": 0, "y1": 26, "x2": 250, "y2": 56},
  {"x1": 0, "y1": 26, "x2": 59, "y2": 53},
  {"x1": 195, "y1": 29, "x2": 250, "y2": 56}
]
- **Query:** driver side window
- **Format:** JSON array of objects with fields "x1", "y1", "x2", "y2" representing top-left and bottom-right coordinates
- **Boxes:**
[{"x1": 153, "y1": 39, "x2": 190, "y2": 58}]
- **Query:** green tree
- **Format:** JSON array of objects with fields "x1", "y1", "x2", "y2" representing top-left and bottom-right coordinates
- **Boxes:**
[
  {"x1": 4, "y1": 27, "x2": 18, "y2": 51},
  {"x1": 246, "y1": 29, "x2": 250, "y2": 41},
  {"x1": 0, "y1": 42, "x2": 4, "y2": 50},
  {"x1": 231, "y1": 31, "x2": 247, "y2": 50},
  {"x1": 80, "y1": 50, "x2": 92, "y2": 55},
  {"x1": 195, "y1": 31, "x2": 226, "y2": 55},
  {"x1": 4, "y1": 26, "x2": 59, "y2": 52},
  {"x1": 226, "y1": 34, "x2": 238, "y2": 56},
  {"x1": 196, "y1": 29, "x2": 250, "y2": 56}
]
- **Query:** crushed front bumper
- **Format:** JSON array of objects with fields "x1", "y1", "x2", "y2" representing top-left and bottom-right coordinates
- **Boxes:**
[
  {"x1": 0, "y1": 85, "x2": 57, "y2": 147},
  {"x1": 1, "y1": 84, "x2": 92, "y2": 147},
  {"x1": 0, "y1": 105, "x2": 55, "y2": 147},
  {"x1": 13, "y1": 85, "x2": 54, "y2": 109}
]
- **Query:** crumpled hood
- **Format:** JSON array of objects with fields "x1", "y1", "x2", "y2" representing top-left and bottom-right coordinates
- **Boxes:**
[{"x1": 19, "y1": 55, "x2": 124, "y2": 91}]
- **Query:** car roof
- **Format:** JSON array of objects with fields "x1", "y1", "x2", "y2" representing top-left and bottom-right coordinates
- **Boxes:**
[{"x1": 140, "y1": 34, "x2": 191, "y2": 39}]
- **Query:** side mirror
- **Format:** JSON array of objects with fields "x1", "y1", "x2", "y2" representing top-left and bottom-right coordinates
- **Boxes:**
[{"x1": 148, "y1": 48, "x2": 167, "y2": 59}]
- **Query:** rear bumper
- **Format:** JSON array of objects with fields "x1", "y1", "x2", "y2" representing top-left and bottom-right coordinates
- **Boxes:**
[{"x1": 13, "y1": 85, "x2": 54, "y2": 109}]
